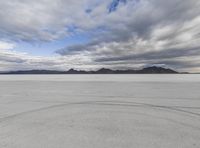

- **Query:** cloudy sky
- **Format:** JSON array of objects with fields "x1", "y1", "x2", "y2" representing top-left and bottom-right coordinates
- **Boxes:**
[{"x1": 0, "y1": 0, "x2": 200, "y2": 72}]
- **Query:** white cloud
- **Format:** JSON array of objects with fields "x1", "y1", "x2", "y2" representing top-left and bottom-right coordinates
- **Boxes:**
[
  {"x1": 0, "y1": 47, "x2": 95, "y2": 71},
  {"x1": 0, "y1": 0, "x2": 109, "y2": 41},
  {"x1": 0, "y1": 41, "x2": 15, "y2": 50},
  {"x1": 0, "y1": 0, "x2": 200, "y2": 72}
]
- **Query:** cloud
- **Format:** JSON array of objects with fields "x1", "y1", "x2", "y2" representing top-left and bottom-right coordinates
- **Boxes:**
[
  {"x1": 0, "y1": 41, "x2": 15, "y2": 50},
  {"x1": 0, "y1": 41, "x2": 95, "y2": 71},
  {"x1": 0, "y1": 0, "x2": 200, "y2": 72},
  {"x1": 0, "y1": 50, "x2": 94, "y2": 71},
  {"x1": 55, "y1": 0, "x2": 200, "y2": 72},
  {"x1": 0, "y1": 0, "x2": 111, "y2": 42}
]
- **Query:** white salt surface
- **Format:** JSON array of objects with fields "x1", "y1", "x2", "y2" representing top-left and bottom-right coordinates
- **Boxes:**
[{"x1": 0, "y1": 74, "x2": 200, "y2": 148}]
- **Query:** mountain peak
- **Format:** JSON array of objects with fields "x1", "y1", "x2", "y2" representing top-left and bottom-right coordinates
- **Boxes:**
[
  {"x1": 140, "y1": 66, "x2": 177, "y2": 74},
  {"x1": 0, "y1": 66, "x2": 179, "y2": 74}
]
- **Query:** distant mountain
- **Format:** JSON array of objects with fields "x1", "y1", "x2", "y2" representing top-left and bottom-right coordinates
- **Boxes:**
[
  {"x1": 94, "y1": 66, "x2": 178, "y2": 74},
  {"x1": 137, "y1": 66, "x2": 178, "y2": 74},
  {"x1": 0, "y1": 66, "x2": 179, "y2": 74}
]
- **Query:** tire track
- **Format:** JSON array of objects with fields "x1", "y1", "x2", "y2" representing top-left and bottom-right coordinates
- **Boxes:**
[{"x1": 0, "y1": 100, "x2": 200, "y2": 123}]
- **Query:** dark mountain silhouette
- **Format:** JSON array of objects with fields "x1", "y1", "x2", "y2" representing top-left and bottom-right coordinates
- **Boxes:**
[
  {"x1": 137, "y1": 66, "x2": 178, "y2": 74},
  {"x1": 0, "y1": 66, "x2": 178, "y2": 74}
]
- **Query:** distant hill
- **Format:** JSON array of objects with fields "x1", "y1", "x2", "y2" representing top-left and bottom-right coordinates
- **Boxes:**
[
  {"x1": 0, "y1": 66, "x2": 179, "y2": 74},
  {"x1": 137, "y1": 66, "x2": 178, "y2": 74}
]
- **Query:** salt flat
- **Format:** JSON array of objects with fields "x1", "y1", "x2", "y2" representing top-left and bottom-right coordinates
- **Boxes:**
[{"x1": 0, "y1": 74, "x2": 200, "y2": 148}]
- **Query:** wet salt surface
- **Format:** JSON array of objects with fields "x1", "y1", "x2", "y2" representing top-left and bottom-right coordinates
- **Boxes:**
[{"x1": 0, "y1": 74, "x2": 200, "y2": 148}]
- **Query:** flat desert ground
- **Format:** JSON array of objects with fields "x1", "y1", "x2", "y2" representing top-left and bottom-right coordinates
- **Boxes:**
[{"x1": 0, "y1": 74, "x2": 200, "y2": 148}]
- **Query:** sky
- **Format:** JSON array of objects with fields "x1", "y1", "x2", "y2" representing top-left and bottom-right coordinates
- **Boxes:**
[{"x1": 0, "y1": 0, "x2": 200, "y2": 72}]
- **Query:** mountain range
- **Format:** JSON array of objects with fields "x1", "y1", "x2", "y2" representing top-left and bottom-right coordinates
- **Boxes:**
[{"x1": 0, "y1": 66, "x2": 179, "y2": 74}]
